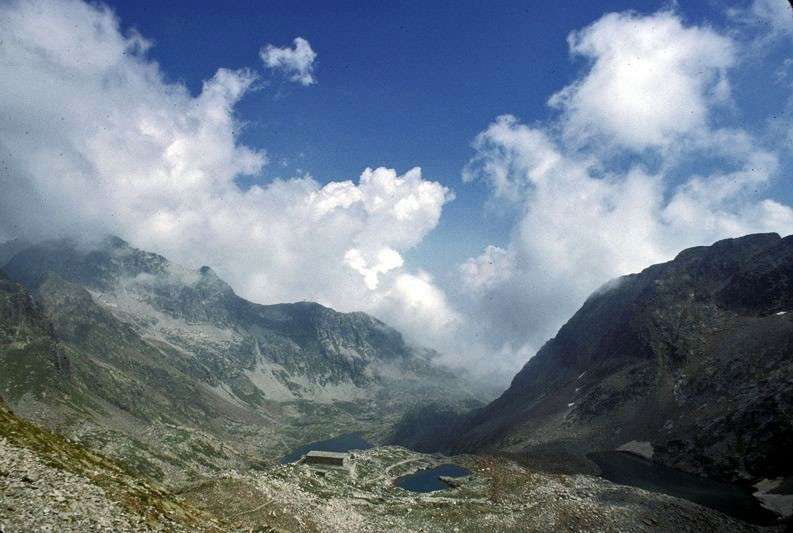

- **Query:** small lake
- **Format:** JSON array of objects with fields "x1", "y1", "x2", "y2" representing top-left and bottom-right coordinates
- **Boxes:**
[
  {"x1": 395, "y1": 464, "x2": 472, "y2": 493},
  {"x1": 588, "y1": 451, "x2": 778, "y2": 526},
  {"x1": 280, "y1": 432, "x2": 372, "y2": 464}
]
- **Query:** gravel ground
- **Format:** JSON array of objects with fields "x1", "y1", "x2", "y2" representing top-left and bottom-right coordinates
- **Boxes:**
[
  {"x1": 0, "y1": 437, "x2": 152, "y2": 532},
  {"x1": 1, "y1": 436, "x2": 784, "y2": 532}
]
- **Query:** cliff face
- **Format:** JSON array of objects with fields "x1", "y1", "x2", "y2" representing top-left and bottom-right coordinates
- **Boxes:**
[{"x1": 448, "y1": 233, "x2": 793, "y2": 484}]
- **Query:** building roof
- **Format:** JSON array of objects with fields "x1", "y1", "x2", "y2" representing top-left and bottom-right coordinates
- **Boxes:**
[{"x1": 304, "y1": 451, "x2": 348, "y2": 459}]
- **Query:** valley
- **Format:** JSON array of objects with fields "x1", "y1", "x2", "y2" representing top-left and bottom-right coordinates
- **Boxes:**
[
  {"x1": 3, "y1": 0, "x2": 793, "y2": 529},
  {"x1": 1, "y1": 234, "x2": 792, "y2": 531}
]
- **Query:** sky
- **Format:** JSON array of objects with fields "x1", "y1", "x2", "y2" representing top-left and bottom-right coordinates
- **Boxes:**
[{"x1": 1, "y1": 0, "x2": 792, "y2": 383}]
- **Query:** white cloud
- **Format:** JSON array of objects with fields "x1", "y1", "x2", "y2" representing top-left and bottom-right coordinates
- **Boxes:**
[
  {"x1": 344, "y1": 248, "x2": 404, "y2": 290},
  {"x1": 0, "y1": 0, "x2": 456, "y2": 352},
  {"x1": 380, "y1": 271, "x2": 461, "y2": 350},
  {"x1": 459, "y1": 245, "x2": 513, "y2": 291},
  {"x1": 549, "y1": 11, "x2": 734, "y2": 151},
  {"x1": 259, "y1": 37, "x2": 317, "y2": 86},
  {"x1": 460, "y1": 10, "x2": 793, "y2": 373}
]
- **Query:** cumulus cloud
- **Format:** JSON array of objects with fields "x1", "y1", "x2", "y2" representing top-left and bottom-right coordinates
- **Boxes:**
[
  {"x1": 259, "y1": 37, "x2": 317, "y2": 86},
  {"x1": 459, "y1": 10, "x2": 793, "y2": 372},
  {"x1": 549, "y1": 10, "x2": 734, "y2": 151},
  {"x1": 0, "y1": 0, "x2": 455, "y2": 350}
]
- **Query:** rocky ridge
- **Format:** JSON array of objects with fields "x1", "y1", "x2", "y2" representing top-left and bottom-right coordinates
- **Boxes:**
[{"x1": 1, "y1": 234, "x2": 790, "y2": 530}]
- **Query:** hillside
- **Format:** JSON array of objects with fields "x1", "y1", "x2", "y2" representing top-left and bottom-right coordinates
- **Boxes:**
[
  {"x1": 385, "y1": 233, "x2": 793, "y2": 523},
  {"x1": 2, "y1": 235, "x2": 790, "y2": 530},
  {"x1": 0, "y1": 396, "x2": 223, "y2": 531},
  {"x1": 435, "y1": 233, "x2": 792, "y2": 498}
]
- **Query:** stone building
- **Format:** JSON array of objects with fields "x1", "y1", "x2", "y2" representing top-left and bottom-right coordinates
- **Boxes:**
[{"x1": 301, "y1": 451, "x2": 347, "y2": 467}]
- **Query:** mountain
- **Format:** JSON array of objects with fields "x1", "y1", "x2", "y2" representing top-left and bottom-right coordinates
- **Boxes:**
[
  {"x1": 429, "y1": 234, "x2": 793, "y2": 491},
  {"x1": 0, "y1": 236, "x2": 480, "y2": 485}
]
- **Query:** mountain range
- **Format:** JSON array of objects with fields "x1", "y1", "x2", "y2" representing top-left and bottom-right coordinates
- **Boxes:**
[{"x1": 0, "y1": 236, "x2": 481, "y2": 484}]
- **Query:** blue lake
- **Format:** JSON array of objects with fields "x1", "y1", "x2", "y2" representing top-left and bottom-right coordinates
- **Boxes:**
[
  {"x1": 588, "y1": 451, "x2": 778, "y2": 526},
  {"x1": 280, "y1": 432, "x2": 372, "y2": 464},
  {"x1": 395, "y1": 464, "x2": 472, "y2": 493}
]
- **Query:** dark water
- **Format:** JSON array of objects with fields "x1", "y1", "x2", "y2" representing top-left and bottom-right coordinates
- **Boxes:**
[
  {"x1": 280, "y1": 432, "x2": 372, "y2": 464},
  {"x1": 588, "y1": 451, "x2": 778, "y2": 526},
  {"x1": 395, "y1": 464, "x2": 472, "y2": 493}
]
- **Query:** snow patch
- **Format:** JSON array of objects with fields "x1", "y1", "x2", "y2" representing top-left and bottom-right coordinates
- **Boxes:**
[
  {"x1": 617, "y1": 440, "x2": 654, "y2": 460},
  {"x1": 753, "y1": 478, "x2": 793, "y2": 518}
]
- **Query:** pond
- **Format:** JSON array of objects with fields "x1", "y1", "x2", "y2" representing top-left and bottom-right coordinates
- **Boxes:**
[
  {"x1": 280, "y1": 432, "x2": 372, "y2": 464},
  {"x1": 588, "y1": 451, "x2": 778, "y2": 526},
  {"x1": 395, "y1": 464, "x2": 472, "y2": 493}
]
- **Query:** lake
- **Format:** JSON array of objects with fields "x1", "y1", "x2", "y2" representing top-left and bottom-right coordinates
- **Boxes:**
[
  {"x1": 280, "y1": 432, "x2": 373, "y2": 464},
  {"x1": 395, "y1": 464, "x2": 472, "y2": 493},
  {"x1": 588, "y1": 451, "x2": 778, "y2": 525}
]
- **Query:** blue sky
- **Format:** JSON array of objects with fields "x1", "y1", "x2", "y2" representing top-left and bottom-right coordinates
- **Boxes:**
[
  {"x1": 1, "y1": 0, "x2": 791, "y2": 379},
  {"x1": 106, "y1": 0, "x2": 771, "y2": 269}
]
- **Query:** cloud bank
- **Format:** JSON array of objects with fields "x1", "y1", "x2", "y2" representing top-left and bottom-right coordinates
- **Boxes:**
[{"x1": 260, "y1": 37, "x2": 317, "y2": 86}]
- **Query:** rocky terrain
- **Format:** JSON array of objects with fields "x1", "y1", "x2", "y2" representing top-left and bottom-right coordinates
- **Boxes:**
[
  {"x1": 402, "y1": 233, "x2": 793, "y2": 520},
  {"x1": 176, "y1": 446, "x2": 772, "y2": 532},
  {"x1": 3, "y1": 390, "x2": 771, "y2": 532},
  {"x1": 3, "y1": 236, "x2": 475, "y2": 405},
  {"x1": 0, "y1": 396, "x2": 220, "y2": 532},
  {"x1": 0, "y1": 436, "x2": 164, "y2": 532}
]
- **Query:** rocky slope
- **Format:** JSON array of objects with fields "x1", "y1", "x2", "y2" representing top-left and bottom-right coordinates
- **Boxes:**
[
  {"x1": 3, "y1": 394, "x2": 767, "y2": 533},
  {"x1": 0, "y1": 396, "x2": 223, "y2": 532},
  {"x1": 0, "y1": 237, "x2": 480, "y2": 485},
  {"x1": 399, "y1": 234, "x2": 793, "y2": 520},
  {"x1": 3, "y1": 237, "x2": 463, "y2": 401}
]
